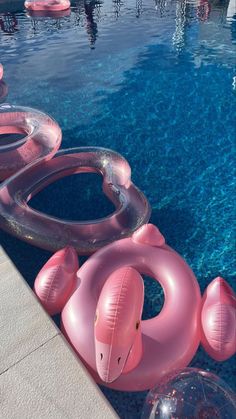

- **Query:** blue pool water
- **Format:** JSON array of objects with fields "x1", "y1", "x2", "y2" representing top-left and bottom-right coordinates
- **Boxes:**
[{"x1": 0, "y1": 0, "x2": 236, "y2": 417}]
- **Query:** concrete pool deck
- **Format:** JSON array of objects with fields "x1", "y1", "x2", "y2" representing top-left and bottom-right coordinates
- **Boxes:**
[{"x1": 0, "y1": 246, "x2": 118, "y2": 419}]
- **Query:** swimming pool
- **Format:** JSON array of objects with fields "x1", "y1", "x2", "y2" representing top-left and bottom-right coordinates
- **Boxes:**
[{"x1": 0, "y1": 0, "x2": 235, "y2": 417}]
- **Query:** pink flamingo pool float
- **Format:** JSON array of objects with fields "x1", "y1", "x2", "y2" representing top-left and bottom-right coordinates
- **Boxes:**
[
  {"x1": 34, "y1": 224, "x2": 236, "y2": 391},
  {"x1": 0, "y1": 104, "x2": 61, "y2": 180}
]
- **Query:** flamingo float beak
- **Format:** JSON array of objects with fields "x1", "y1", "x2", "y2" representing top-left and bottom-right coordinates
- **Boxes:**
[{"x1": 95, "y1": 340, "x2": 130, "y2": 383}]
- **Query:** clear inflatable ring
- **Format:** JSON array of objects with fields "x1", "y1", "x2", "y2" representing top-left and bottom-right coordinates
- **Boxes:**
[{"x1": 0, "y1": 147, "x2": 151, "y2": 254}]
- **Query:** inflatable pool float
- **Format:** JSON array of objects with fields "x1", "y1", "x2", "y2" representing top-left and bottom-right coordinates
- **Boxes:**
[
  {"x1": 61, "y1": 224, "x2": 201, "y2": 391},
  {"x1": 0, "y1": 147, "x2": 150, "y2": 254},
  {"x1": 0, "y1": 105, "x2": 61, "y2": 180},
  {"x1": 61, "y1": 225, "x2": 235, "y2": 391},
  {"x1": 24, "y1": 0, "x2": 71, "y2": 12},
  {"x1": 34, "y1": 246, "x2": 79, "y2": 315},
  {"x1": 0, "y1": 64, "x2": 3, "y2": 80},
  {"x1": 142, "y1": 368, "x2": 236, "y2": 418},
  {"x1": 35, "y1": 224, "x2": 236, "y2": 391},
  {"x1": 201, "y1": 276, "x2": 236, "y2": 361}
]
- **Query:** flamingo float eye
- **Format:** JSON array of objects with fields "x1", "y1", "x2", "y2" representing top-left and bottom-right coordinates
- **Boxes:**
[
  {"x1": 136, "y1": 321, "x2": 140, "y2": 330},
  {"x1": 100, "y1": 353, "x2": 103, "y2": 360},
  {"x1": 118, "y1": 357, "x2": 121, "y2": 364}
]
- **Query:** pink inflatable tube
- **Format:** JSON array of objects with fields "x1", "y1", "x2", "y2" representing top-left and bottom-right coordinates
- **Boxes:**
[
  {"x1": 0, "y1": 64, "x2": 3, "y2": 80},
  {"x1": 34, "y1": 246, "x2": 79, "y2": 316},
  {"x1": 0, "y1": 147, "x2": 150, "y2": 254},
  {"x1": 201, "y1": 277, "x2": 236, "y2": 361},
  {"x1": 0, "y1": 104, "x2": 61, "y2": 180},
  {"x1": 61, "y1": 224, "x2": 202, "y2": 391},
  {"x1": 24, "y1": 0, "x2": 71, "y2": 12}
]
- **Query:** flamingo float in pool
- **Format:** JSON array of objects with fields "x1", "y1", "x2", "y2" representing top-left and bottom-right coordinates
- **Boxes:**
[{"x1": 34, "y1": 224, "x2": 236, "y2": 391}]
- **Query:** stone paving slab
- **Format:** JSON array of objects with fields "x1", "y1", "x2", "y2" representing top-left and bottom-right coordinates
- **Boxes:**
[
  {"x1": 0, "y1": 247, "x2": 117, "y2": 418},
  {"x1": 0, "y1": 334, "x2": 118, "y2": 419},
  {"x1": 0, "y1": 246, "x2": 58, "y2": 374}
]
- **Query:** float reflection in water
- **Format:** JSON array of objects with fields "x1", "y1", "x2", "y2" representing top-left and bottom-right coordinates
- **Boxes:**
[{"x1": 27, "y1": 7, "x2": 71, "y2": 18}]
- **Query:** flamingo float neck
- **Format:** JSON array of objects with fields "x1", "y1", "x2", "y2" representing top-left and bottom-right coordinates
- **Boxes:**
[{"x1": 94, "y1": 267, "x2": 144, "y2": 383}]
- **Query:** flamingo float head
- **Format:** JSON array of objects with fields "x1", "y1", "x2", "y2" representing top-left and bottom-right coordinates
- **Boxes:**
[{"x1": 94, "y1": 266, "x2": 144, "y2": 383}]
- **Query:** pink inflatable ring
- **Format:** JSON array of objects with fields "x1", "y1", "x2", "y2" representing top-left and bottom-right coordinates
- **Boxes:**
[
  {"x1": 24, "y1": 0, "x2": 71, "y2": 12},
  {"x1": 61, "y1": 224, "x2": 201, "y2": 391},
  {"x1": 0, "y1": 64, "x2": 3, "y2": 80},
  {"x1": 0, "y1": 104, "x2": 62, "y2": 180},
  {"x1": 0, "y1": 147, "x2": 150, "y2": 254}
]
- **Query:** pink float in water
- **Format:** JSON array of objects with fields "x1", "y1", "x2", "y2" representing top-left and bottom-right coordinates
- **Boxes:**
[
  {"x1": 0, "y1": 147, "x2": 150, "y2": 254},
  {"x1": 0, "y1": 104, "x2": 61, "y2": 180},
  {"x1": 201, "y1": 276, "x2": 236, "y2": 361},
  {"x1": 34, "y1": 246, "x2": 79, "y2": 316},
  {"x1": 61, "y1": 224, "x2": 202, "y2": 391},
  {"x1": 24, "y1": 0, "x2": 71, "y2": 12},
  {"x1": 0, "y1": 64, "x2": 3, "y2": 80},
  {"x1": 35, "y1": 224, "x2": 235, "y2": 391}
]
